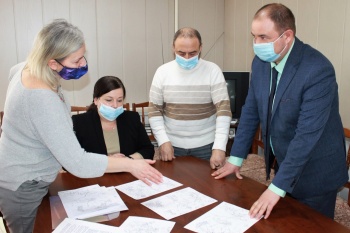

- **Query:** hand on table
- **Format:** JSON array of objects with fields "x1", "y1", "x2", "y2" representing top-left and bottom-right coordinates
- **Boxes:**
[
  {"x1": 211, "y1": 161, "x2": 243, "y2": 180},
  {"x1": 249, "y1": 189, "x2": 280, "y2": 219},
  {"x1": 159, "y1": 141, "x2": 175, "y2": 161},
  {"x1": 210, "y1": 149, "x2": 226, "y2": 169},
  {"x1": 129, "y1": 159, "x2": 163, "y2": 186}
]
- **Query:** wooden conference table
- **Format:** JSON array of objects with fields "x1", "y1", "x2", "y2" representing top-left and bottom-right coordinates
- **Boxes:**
[{"x1": 34, "y1": 156, "x2": 350, "y2": 233}]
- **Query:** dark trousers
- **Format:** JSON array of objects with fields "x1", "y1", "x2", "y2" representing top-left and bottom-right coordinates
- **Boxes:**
[
  {"x1": 288, "y1": 190, "x2": 338, "y2": 219},
  {"x1": 174, "y1": 142, "x2": 214, "y2": 160}
]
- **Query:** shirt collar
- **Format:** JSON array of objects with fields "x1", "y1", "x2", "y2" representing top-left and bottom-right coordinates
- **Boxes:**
[{"x1": 271, "y1": 39, "x2": 295, "y2": 74}]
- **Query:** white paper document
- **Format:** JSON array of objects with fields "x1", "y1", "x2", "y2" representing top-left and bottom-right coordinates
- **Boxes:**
[
  {"x1": 119, "y1": 216, "x2": 175, "y2": 233},
  {"x1": 0, "y1": 217, "x2": 6, "y2": 233},
  {"x1": 184, "y1": 201, "x2": 261, "y2": 233},
  {"x1": 115, "y1": 176, "x2": 182, "y2": 200},
  {"x1": 58, "y1": 185, "x2": 128, "y2": 219},
  {"x1": 141, "y1": 187, "x2": 217, "y2": 220},
  {"x1": 52, "y1": 218, "x2": 121, "y2": 233}
]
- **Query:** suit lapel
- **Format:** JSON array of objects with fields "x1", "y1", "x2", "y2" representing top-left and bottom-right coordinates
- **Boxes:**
[{"x1": 272, "y1": 38, "x2": 303, "y2": 118}]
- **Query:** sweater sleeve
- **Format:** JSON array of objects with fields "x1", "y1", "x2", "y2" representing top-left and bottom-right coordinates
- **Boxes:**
[
  {"x1": 149, "y1": 67, "x2": 170, "y2": 146},
  {"x1": 210, "y1": 65, "x2": 232, "y2": 151},
  {"x1": 26, "y1": 91, "x2": 108, "y2": 178}
]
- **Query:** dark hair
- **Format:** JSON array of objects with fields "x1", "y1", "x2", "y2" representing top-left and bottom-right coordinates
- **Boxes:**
[
  {"x1": 254, "y1": 3, "x2": 296, "y2": 35},
  {"x1": 173, "y1": 27, "x2": 202, "y2": 46},
  {"x1": 88, "y1": 76, "x2": 126, "y2": 111}
]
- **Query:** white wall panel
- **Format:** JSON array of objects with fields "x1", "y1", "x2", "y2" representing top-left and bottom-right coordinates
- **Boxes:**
[
  {"x1": 146, "y1": 0, "x2": 171, "y2": 100},
  {"x1": 178, "y1": 0, "x2": 195, "y2": 27},
  {"x1": 122, "y1": 0, "x2": 147, "y2": 103},
  {"x1": 96, "y1": 0, "x2": 123, "y2": 82},
  {"x1": 0, "y1": 0, "x2": 17, "y2": 108},
  {"x1": 70, "y1": 0, "x2": 98, "y2": 107},
  {"x1": 178, "y1": 0, "x2": 225, "y2": 69},
  {"x1": 318, "y1": 0, "x2": 346, "y2": 79},
  {"x1": 214, "y1": 0, "x2": 225, "y2": 69},
  {"x1": 294, "y1": 0, "x2": 319, "y2": 46},
  {"x1": 13, "y1": 0, "x2": 43, "y2": 62}
]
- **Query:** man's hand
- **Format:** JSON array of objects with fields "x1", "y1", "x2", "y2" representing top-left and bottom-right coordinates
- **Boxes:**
[
  {"x1": 211, "y1": 161, "x2": 243, "y2": 180},
  {"x1": 159, "y1": 141, "x2": 175, "y2": 161},
  {"x1": 210, "y1": 149, "x2": 226, "y2": 169},
  {"x1": 249, "y1": 189, "x2": 280, "y2": 219}
]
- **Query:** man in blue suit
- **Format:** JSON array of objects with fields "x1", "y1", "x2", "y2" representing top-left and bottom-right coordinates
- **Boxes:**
[{"x1": 212, "y1": 3, "x2": 348, "y2": 219}]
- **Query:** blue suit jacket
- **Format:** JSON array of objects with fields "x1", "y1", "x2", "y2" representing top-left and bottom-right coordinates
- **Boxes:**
[{"x1": 232, "y1": 37, "x2": 348, "y2": 198}]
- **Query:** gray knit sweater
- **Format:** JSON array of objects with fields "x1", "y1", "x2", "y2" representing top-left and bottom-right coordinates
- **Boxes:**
[{"x1": 0, "y1": 63, "x2": 108, "y2": 191}]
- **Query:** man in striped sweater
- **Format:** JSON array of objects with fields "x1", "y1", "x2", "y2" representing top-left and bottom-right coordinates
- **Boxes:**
[{"x1": 149, "y1": 27, "x2": 232, "y2": 169}]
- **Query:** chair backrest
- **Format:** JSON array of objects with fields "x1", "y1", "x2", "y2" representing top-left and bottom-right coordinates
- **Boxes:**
[
  {"x1": 132, "y1": 102, "x2": 149, "y2": 125},
  {"x1": 123, "y1": 103, "x2": 130, "y2": 111},
  {"x1": 0, "y1": 111, "x2": 3, "y2": 127},
  {"x1": 344, "y1": 128, "x2": 350, "y2": 170},
  {"x1": 251, "y1": 125, "x2": 264, "y2": 154},
  {"x1": 131, "y1": 102, "x2": 155, "y2": 142},
  {"x1": 0, "y1": 111, "x2": 3, "y2": 137},
  {"x1": 71, "y1": 106, "x2": 88, "y2": 115},
  {"x1": 344, "y1": 128, "x2": 350, "y2": 207}
]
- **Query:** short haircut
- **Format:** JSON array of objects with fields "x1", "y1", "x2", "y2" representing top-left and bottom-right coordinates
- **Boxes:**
[
  {"x1": 254, "y1": 3, "x2": 296, "y2": 35},
  {"x1": 88, "y1": 76, "x2": 126, "y2": 111},
  {"x1": 173, "y1": 27, "x2": 202, "y2": 46},
  {"x1": 26, "y1": 19, "x2": 85, "y2": 90}
]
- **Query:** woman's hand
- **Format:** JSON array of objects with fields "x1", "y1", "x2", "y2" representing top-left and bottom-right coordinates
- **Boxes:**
[{"x1": 129, "y1": 159, "x2": 163, "y2": 185}]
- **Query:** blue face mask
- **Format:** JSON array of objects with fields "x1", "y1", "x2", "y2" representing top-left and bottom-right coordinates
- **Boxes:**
[
  {"x1": 99, "y1": 103, "x2": 124, "y2": 121},
  {"x1": 253, "y1": 32, "x2": 286, "y2": 62},
  {"x1": 175, "y1": 54, "x2": 199, "y2": 70},
  {"x1": 56, "y1": 57, "x2": 88, "y2": 80}
]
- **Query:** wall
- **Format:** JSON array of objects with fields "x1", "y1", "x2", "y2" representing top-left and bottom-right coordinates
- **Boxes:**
[
  {"x1": 224, "y1": 0, "x2": 350, "y2": 128},
  {"x1": 0, "y1": 0, "x2": 176, "y2": 108},
  {"x1": 0, "y1": 0, "x2": 225, "y2": 110}
]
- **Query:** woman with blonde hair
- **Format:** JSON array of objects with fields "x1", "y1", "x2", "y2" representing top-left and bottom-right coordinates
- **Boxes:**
[{"x1": 0, "y1": 19, "x2": 162, "y2": 233}]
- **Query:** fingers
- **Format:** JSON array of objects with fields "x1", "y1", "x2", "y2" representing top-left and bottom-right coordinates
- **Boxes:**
[
  {"x1": 264, "y1": 204, "x2": 273, "y2": 219},
  {"x1": 145, "y1": 159, "x2": 156, "y2": 164},
  {"x1": 139, "y1": 168, "x2": 163, "y2": 186},
  {"x1": 249, "y1": 201, "x2": 267, "y2": 219},
  {"x1": 249, "y1": 190, "x2": 280, "y2": 219},
  {"x1": 235, "y1": 171, "x2": 243, "y2": 180},
  {"x1": 211, "y1": 168, "x2": 228, "y2": 179}
]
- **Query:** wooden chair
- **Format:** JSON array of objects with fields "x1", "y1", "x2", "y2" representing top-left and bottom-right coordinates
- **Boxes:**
[
  {"x1": 333, "y1": 128, "x2": 350, "y2": 229},
  {"x1": 131, "y1": 102, "x2": 155, "y2": 142},
  {"x1": 123, "y1": 103, "x2": 130, "y2": 111},
  {"x1": 343, "y1": 127, "x2": 350, "y2": 206},
  {"x1": 0, "y1": 111, "x2": 3, "y2": 126},
  {"x1": 251, "y1": 125, "x2": 264, "y2": 154},
  {"x1": 71, "y1": 106, "x2": 88, "y2": 115}
]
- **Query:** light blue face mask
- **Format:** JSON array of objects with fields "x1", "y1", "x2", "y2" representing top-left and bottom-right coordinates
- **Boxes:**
[
  {"x1": 99, "y1": 103, "x2": 124, "y2": 121},
  {"x1": 253, "y1": 32, "x2": 287, "y2": 62},
  {"x1": 175, "y1": 54, "x2": 199, "y2": 70}
]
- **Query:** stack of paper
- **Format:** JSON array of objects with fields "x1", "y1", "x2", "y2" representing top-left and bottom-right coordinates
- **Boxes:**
[{"x1": 58, "y1": 184, "x2": 128, "y2": 219}]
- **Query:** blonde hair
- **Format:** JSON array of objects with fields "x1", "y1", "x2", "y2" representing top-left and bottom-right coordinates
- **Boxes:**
[{"x1": 26, "y1": 19, "x2": 85, "y2": 90}]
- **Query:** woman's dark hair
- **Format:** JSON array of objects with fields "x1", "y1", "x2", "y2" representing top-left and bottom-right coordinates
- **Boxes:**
[{"x1": 88, "y1": 76, "x2": 126, "y2": 111}]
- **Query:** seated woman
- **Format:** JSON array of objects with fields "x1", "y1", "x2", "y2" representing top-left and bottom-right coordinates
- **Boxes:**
[{"x1": 72, "y1": 76, "x2": 154, "y2": 159}]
